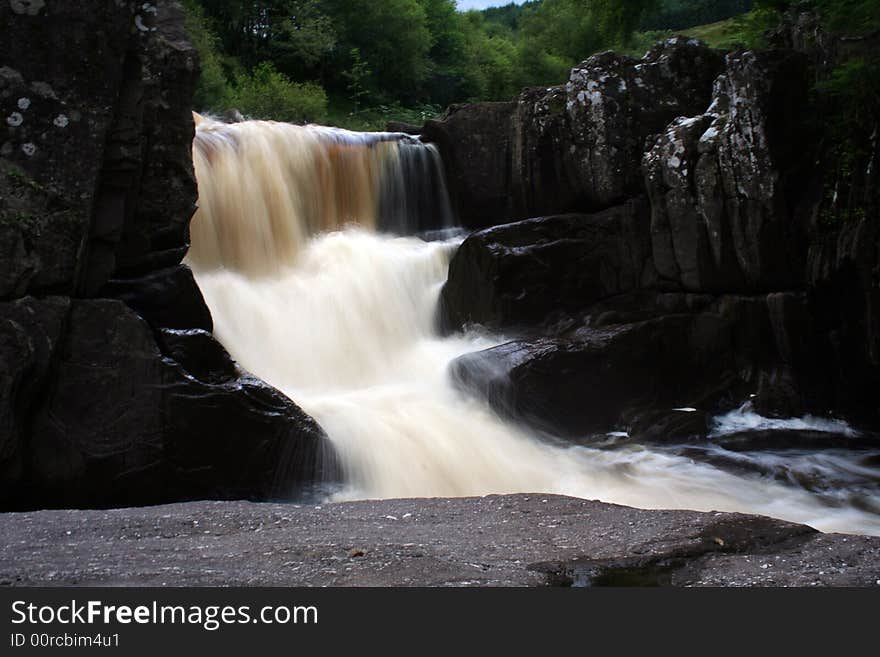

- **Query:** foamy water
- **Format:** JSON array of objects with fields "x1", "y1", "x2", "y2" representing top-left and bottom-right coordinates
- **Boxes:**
[{"x1": 187, "y1": 118, "x2": 880, "y2": 536}]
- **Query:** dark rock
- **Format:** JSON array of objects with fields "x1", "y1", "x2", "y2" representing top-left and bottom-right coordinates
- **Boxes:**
[
  {"x1": 451, "y1": 316, "x2": 692, "y2": 438},
  {"x1": 0, "y1": 2, "x2": 338, "y2": 509},
  {"x1": 752, "y1": 369, "x2": 805, "y2": 419},
  {"x1": 807, "y1": 216, "x2": 880, "y2": 424},
  {"x1": 0, "y1": 297, "x2": 70, "y2": 497},
  {"x1": 386, "y1": 121, "x2": 421, "y2": 135},
  {"x1": 711, "y1": 429, "x2": 879, "y2": 453},
  {"x1": 644, "y1": 49, "x2": 812, "y2": 292},
  {"x1": 439, "y1": 200, "x2": 653, "y2": 332},
  {"x1": 10, "y1": 300, "x2": 337, "y2": 511},
  {"x1": 0, "y1": 0, "x2": 198, "y2": 296},
  {"x1": 421, "y1": 102, "x2": 517, "y2": 229},
  {"x1": 510, "y1": 85, "x2": 579, "y2": 218},
  {"x1": 156, "y1": 328, "x2": 238, "y2": 385},
  {"x1": 451, "y1": 296, "x2": 779, "y2": 438},
  {"x1": 0, "y1": 168, "x2": 85, "y2": 298},
  {"x1": 423, "y1": 37, "x2": 723, "y2": 228},
  {"x1": 102, "y1": 264, "x2": 213, "y2": 332},
  {"x1": 624, "y1": 408, "x2": 711, "y2": 444},
  {"x1": 566, "y1": 38, "x2": 724, "y2": 209},
  {"x1": 586, "y1": 291, "x2": 715, "y2": 328}
]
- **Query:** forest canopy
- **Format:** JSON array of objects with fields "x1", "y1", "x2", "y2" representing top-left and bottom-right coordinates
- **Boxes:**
[{"x1": 181, "y1": 0, "x2": 875, "y2": 129}]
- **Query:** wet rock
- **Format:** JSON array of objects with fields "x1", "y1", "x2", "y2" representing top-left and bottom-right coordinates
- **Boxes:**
[
  {"x1": 156, "y1": 328, "x2": 238, "y2": 385},
  {"x1": 386, "y1": 121, "x2": 421, "y2": 135},
  {"x1": 710, "y1": 429, "x2": 878, "y2": 452},
  {"x1": 439, "y1": 200, "x2": 653, "y2": 332},
  {"x1": 807, "y1": 216, "x2": 880, "y2": 425},
  {"x1": 451, "y1": 317, "x2": 691, "y2": 437},
  {"x1": 752, "y1": 369, "x2": 806, "y2": 419},
  {"x1": 451, "y1": 296, "x2": 779, "y2": 438},
  {"x1": 101, "y1": 264, "x2": 213, "y2": 332},
  {"x1": 624, "y1": 408, "x2": 711, "y2": 445}
]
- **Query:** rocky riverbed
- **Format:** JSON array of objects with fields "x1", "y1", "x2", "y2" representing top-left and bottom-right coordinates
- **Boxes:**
[{"x1": 1, "y1": 495, "x2": 878, "y2": 587}]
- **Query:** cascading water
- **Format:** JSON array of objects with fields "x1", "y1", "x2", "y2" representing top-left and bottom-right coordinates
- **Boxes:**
[{"x1": 187, "y1": 116, "x2": 880, "y2": 536}]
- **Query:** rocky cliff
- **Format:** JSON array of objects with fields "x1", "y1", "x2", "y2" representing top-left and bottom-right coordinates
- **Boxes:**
[
  {"x1": 0, "y1": 0, "x2": 336, "y2": 510},
  {"x1": 432, "y1": 24, "x2": 879, "y2": 443}
]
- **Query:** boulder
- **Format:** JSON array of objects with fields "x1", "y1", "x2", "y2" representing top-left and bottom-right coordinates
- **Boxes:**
[
  {"x1": 13, "y1": 300, "x2": 337, "y2": 510},
  {"x1": 450, "y1": 296, "x2": 779, "y2": 439},
  {"x1": 623, "y1": 408, "x2": 712, "y2": 445},
  {"x1": 439, "y1": 200, "x2": 654, "y2": 332}
]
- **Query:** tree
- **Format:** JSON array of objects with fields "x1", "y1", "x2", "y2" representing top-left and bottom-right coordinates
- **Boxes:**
[{"x1": 323, "y1": 0, "x2": 432, "y2": 101}]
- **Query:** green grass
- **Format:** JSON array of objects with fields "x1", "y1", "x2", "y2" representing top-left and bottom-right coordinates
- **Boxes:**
[
  {"x1": 620, "y1": 14, "x2": 753, "y2": 58},
  {"x1": 682, "y1": 17, "x2": 750, "y2": 50}
]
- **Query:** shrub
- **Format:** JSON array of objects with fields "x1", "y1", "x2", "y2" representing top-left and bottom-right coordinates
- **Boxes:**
[{"x1": 230, "y1": 62, "x2": 328, "y2": 124}]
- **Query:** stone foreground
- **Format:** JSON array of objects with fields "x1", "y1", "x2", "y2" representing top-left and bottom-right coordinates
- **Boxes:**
[{"x1": 1, "y1": 495, "x2": 878, "y2": 587}]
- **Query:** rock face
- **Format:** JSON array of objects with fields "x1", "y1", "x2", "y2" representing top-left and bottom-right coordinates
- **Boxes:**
[
  {"x1": 0, "y1": 1, "x2": 336, "y2": 510},
  {"x1": 422, "y1": 102, "x2": 518, "y2": 228},
  {"x1": 0, "y1": 0, "x2": 197, "y2": 296},
  {"x1": 437, "y1": 28, "x2": 880, "y2": 436},
  {"x1": 644, "y1": 50, "x2": 811, "y2": 292},
  {"x1": 438, "y1": 200, "x2": 653, "y2": 332},
  {"x1": 564, "y1": 38, "x2": 724, "y2": 209},
  {"x1": 423, "y1": 37, "x2": 724, "y2": 228}
]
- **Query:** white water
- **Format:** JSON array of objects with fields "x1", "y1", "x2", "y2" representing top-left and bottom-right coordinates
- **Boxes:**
[
  {"x1": 710, "y1": 402, "x2": 859, "y2": 438},
  {"x1": 190, "y1": 229, "x2": 880, "y2": 536},
  {"x1": 187, "y1": 117, "x2": 880, "y2": 537}
]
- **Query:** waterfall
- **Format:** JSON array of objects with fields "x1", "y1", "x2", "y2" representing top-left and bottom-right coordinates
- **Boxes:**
[
  {"x1": 187, "y1": 116, "x2": 880, "y2": 537},
  {"x1": 188, "y1": 114, "x2": 453, "y2": 274}
]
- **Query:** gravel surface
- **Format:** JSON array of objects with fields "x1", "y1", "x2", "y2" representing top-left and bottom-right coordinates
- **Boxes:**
[{"x1": 1, "y1": 495, "x2": 878, "y2": 587}]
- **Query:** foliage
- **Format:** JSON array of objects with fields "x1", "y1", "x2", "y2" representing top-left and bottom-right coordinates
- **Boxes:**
[
  {"x1": 181, "y1": 0, "x2": 231, "y2": 110},
  {"x1": 726, "y1": 2, "x2": 784, "y2": 48},
  {"x1": 813, "y1": 0, "x2": 880, "y2": 34},
  {"x1": 230, "y1": 62, "x2": 328, "y2": 123},
  {"x1": 179, "y1": 0, "x2": 879, "y2": 131}
]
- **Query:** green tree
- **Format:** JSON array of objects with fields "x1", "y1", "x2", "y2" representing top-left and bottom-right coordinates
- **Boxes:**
[
  {"x1": 181, "y1": 0, "x2": 231, "y2": 111},
  {"x1": 324, "y1": 0, "x2": 432, "y2": 101},
  {"x1": 342, "y1": 48, "x2": 372, "y2": 111}
]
